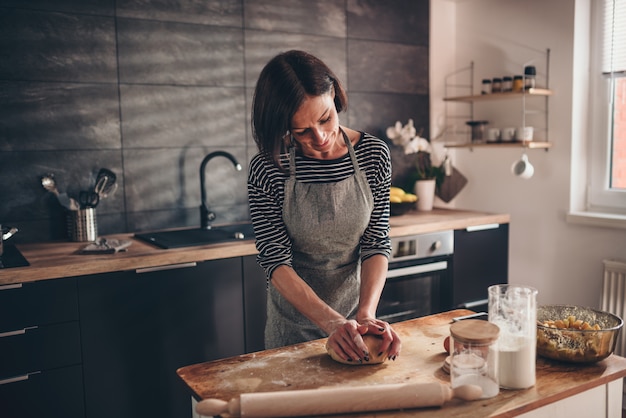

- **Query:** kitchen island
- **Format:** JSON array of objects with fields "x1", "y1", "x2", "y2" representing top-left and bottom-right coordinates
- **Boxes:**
[{"x1": 177, "y1": 309, "x2": 626, "y2": 418}]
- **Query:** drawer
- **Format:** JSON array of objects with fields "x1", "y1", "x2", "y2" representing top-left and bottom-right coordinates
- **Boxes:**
[
  {"x1": 0, "y1": 321, "x2": 81, "y2": 379},
  {"x1": 0, "y1": 365, "x2": 84, "y2": 418},
  {"x1": 0, "y1": 278, "x2": 78, "y2": 332}
]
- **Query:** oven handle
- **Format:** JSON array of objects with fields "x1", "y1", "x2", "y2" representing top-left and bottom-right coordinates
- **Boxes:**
[
  {"x1": 386, "y1": 261, "x2": 448, "y2": 279},
  {"x1": 458, "y1": 298, "x2": 489, "y2": 309}
]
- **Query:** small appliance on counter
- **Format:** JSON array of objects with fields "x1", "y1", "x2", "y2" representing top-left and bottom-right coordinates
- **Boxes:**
[{"x1": 0, "y1": 225, "x2": 29, "y2": 269}]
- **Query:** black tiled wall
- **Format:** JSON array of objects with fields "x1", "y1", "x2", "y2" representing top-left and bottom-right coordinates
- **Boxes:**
[{"x1": 0, "y1": 0, "x2": 429, "y2": 243}]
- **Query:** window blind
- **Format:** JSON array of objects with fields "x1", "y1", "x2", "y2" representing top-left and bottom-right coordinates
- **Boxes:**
[{"x1": 602, "y1": 0, "x2": 626, "y2": 73}]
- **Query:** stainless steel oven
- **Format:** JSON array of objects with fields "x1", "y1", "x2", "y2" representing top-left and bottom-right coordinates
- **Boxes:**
[{"x1": 377, "y1": 231, "x2": 454, "y2": 323}]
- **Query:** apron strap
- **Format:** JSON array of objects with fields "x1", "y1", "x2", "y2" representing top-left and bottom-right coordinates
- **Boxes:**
[
  {"x1": 289, "y1": 139, "x2": 297, "y2": 177},
  {"x1": 339, "y1": 127, "x2": 361, "y2": 172}
]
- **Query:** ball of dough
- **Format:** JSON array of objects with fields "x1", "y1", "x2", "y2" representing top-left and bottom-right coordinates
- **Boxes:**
[{"x1": 326, "y1": 334, "x2": 389, "y2": 365}]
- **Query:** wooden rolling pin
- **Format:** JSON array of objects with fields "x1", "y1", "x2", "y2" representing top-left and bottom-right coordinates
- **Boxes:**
[{"x1": 196, "y1": 382, "x2": 482, "y2": 417}]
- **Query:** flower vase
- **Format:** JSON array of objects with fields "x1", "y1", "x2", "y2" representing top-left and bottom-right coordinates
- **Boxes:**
[{"x1": 414, "y1": 179, "x2": 436, "y2": 211}]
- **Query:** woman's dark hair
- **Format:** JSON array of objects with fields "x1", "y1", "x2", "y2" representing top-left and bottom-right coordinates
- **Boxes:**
[{"x1": 251, "y1": 50, "x2": 348, "y2": 169}]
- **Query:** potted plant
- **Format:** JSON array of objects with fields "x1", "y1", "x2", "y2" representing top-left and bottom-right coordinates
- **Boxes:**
[{"x1": 387, "y1": 119, "x2": 446, "y2": 211}]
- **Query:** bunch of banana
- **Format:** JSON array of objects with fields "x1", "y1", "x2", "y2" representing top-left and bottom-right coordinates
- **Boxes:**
[{"x1": 390, "y1": 187, "x2": 418, "y2": 203}]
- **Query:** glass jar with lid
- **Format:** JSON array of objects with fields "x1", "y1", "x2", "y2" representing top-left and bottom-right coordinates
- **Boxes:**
[
  {"x1": 502, "y1": 76, "x2": 513, "y2": 92},
  {"x1": 524, "y1": 66, "x2": 536, "y2": 89},
  {"x1": 481, "y1": 79, "x2": 492, "y2": 95},
  {"x1": 513, "y1": 75, "x2": 524, "y2": 92},
  {"x1": 491, "y1": 77, "x2": 502, "y2": 93},
  {"x1": 450, "y1": 319, "x2": 500, "y2": 399}
]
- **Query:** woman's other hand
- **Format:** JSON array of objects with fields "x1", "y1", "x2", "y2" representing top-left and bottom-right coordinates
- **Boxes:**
[{"x1": 358, "y1": 317, "x2": 401, "y2": 361}]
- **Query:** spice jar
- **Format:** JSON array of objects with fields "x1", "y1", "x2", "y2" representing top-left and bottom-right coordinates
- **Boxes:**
[
  {"x1": 513, "y1": 75, "x2": 524, "y2": 92},
  {"x1": 491, "y1": 77, "x2": 502, "y2": 93},
  {"x1": 450, "y1": 319, "x2": 500, "y2": 399},
  {"x1": 502, "y1": 76, "x2": 513, "y2": 92},
  {"x1": 524, "y1": 66, "x2": 536, "y2": 89},
  {"x1": 481, "y1": 79, "x2": 492, "y2": 95}
]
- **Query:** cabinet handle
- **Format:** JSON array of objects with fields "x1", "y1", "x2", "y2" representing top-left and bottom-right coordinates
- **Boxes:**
[
  {"x1": 0, "y1": 371, "x2": 40, "y2": 386},
  {"x1": 0, "y1": 283, "x2": 22, "y2": 291},
  {"x1": 0, "y1": 326, "x2": 38, "y2": 338},
  {"x1": 0, "y1": 326, "x2": 39, "y2": 338},
  {"x1": 135, "y1": 262, "x2": 197, "y2": 274},
  {"x1": 466, "y1": 223, "x2": 500, "y2": 232}
]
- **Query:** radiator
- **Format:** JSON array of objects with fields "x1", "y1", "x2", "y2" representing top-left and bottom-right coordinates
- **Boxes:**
[{"x1": 601, "y1": 259, "x2": 626, "y2": 357}]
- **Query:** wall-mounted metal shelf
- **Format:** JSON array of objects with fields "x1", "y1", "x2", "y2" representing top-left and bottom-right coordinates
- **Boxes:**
[
  {"x1": 443, "y1": 88, "x2": 553, "y2": 103},
  {"x1": 445, "y1": 140, "x2": 552, "y2": 150},
  {"x1": 442, "y1": 49, "x2": 552, "y2": 150}
]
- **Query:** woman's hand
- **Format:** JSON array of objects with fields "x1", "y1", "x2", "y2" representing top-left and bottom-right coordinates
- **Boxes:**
[
  {"x1": 357, "y1": 317, "x2": 402, "y2": 361},
  {"x1": 325, "y1": 319, "x2": 369, "y2": 363},
  {"x1": 325, "y1": 318, "x2": 401, "y2": 363}
]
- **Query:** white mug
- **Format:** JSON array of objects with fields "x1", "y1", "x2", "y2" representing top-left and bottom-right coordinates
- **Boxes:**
[
  {"x1": 516, "y1": 126, "x2": 534, "y2": 141},
  {"x1": 511, "y1": 153, "x2": 534, "y2": 179},
  {"x1": 486, "y1": 128, "x2": 500, "y2": 141},
  {"x1": 501, "y1": 127, "x2": 516, "y2": 142}
]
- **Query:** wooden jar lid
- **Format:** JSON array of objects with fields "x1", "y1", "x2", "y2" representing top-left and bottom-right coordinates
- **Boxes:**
[{"x1": 450, "y1": 319, "x2": 499, "y2": 345}]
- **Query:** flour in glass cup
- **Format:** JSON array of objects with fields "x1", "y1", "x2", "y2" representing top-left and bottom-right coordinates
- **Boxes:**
[
  {"x1": 498, "y1": 335, "x2": 536, "y2": 389},
  {"x1": 488, "y1": 284, "x2": 538, "y2": 390}
]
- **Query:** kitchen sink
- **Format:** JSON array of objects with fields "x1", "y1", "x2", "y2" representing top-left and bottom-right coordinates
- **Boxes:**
[{"x1": 134, "y1": 222, "x2": 255, "y2": 249}]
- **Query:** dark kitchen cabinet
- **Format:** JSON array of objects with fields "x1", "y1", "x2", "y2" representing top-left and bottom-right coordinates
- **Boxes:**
[
  {"x1": 0, "y1": 278, "x2": 84, "y2": 418},
  {"x1": 452, "y1": 223, "x2": 509, "y2": 311},
  {"x1": 242, "y1": 255, "x2": 267, "y2": 353},
  {"x1": 78, "y1": 258, "x2": 245, "y2": 418}
]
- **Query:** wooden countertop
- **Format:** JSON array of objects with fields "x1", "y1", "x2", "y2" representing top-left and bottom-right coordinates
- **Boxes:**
[
  {"x1": 0, "y1": 209, "x2": 509, "y2": 285},
  {"x1": 177, "y1": 309, "x2": 626, "y2": 418},
  {"x1": 387, "y1": 208, "x2": 508, "y2": 237}
]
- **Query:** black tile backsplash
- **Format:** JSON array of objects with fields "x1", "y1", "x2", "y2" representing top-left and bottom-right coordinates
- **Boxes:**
[
  {"x1": 243, "y1": 30, "x2": 348, "y2": 88},
  {"x1": 347, "y1": 0, "x2": 429, "y2": 45},
  {"x1": 348, "y1": 40, "x2": 429, "y2": 94},
  {"x1": 116, "y1": 0, "x2": 243, "y2": 27},
  {"x1": 0, "y1": 81, "x2": 121, "y2": 152},
  {"x1": 244, "y1": 0, "x2": 346, "y2": 37},
  {"x1": 122, "y1": 146, "x2": 247, "y2": 213},
  {"x1": 117, "y1": 18, "x2": 244, "y2": 86},
  {"x1": 0, "y1": 0, "x2": 430, "y2": 244},
  {"x1": 0, "y1": 0, "x2": 115, "y2": 15},
  {"x1": 119, "y1": 85, "x2": 246, "y2": 148},
  {"x1": 0, "y1": 9, "x2": 117, "y2": 83}
]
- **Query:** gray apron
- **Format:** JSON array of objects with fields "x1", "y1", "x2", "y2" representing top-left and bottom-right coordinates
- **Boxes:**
[{"x1": 265, "y1": 129, "x2": 374, "y2": 348}]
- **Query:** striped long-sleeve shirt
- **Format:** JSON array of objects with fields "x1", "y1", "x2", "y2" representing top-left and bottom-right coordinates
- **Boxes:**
[{"x1": 247, "y1": 132, "x2": 392, "y2": 279}]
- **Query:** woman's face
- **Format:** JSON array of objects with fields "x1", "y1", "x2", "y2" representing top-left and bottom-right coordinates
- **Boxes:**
[{"x1": 290, "y1": 91, "x2": 341, "y2": 159}]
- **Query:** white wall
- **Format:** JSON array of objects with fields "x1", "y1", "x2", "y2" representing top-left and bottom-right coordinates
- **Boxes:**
[{"x1": 431, "y1": 0, "x2": 626, "y2": 307}]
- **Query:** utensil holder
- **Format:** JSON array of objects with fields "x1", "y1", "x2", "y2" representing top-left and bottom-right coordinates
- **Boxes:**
[{"x1": 67, "y1": 208, "x2": 98, "y2": 242}]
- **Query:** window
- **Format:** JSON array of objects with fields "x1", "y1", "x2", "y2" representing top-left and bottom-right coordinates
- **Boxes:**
[{"x1": 588, "y1": 0, "x2": 626, "y2": 213}]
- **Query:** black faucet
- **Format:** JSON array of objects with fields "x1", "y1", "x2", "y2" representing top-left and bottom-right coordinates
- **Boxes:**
[{"x1": 199, "y1": 151, "x2": 242, "y2": 229}]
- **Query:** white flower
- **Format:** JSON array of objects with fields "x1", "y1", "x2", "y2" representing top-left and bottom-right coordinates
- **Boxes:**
[
  {"x1": 386, "y1": 119, "x2": 416, "y2": 147},
  {"x1": 409, "y1": 136, "x2": 431, "y2": 154},
  {"x1": 387, "y1": 119, "x2": 431, "y2": 155},
  {"x1": 385, "y1": 121, "x2": 402, "y2": 142},
  {"x1": 403, "y1": 137, "x2": 420, "y2": 154},
  {"x1": 386, "y1": 119, "x2": 448, "y2": 184}
]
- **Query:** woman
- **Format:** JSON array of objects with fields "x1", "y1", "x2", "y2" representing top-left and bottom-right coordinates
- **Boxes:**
[{"x1": 247, "y1": 50, "x2": 401, "y2": 363}]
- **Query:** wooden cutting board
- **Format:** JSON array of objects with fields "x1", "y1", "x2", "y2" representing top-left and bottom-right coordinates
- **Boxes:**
[
  {"x1": 177, "y1": 310, "x2": 626, "y2": 418},
  {"x1": 177, "y1": 310, "x2": 459, "y2": 403}
]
